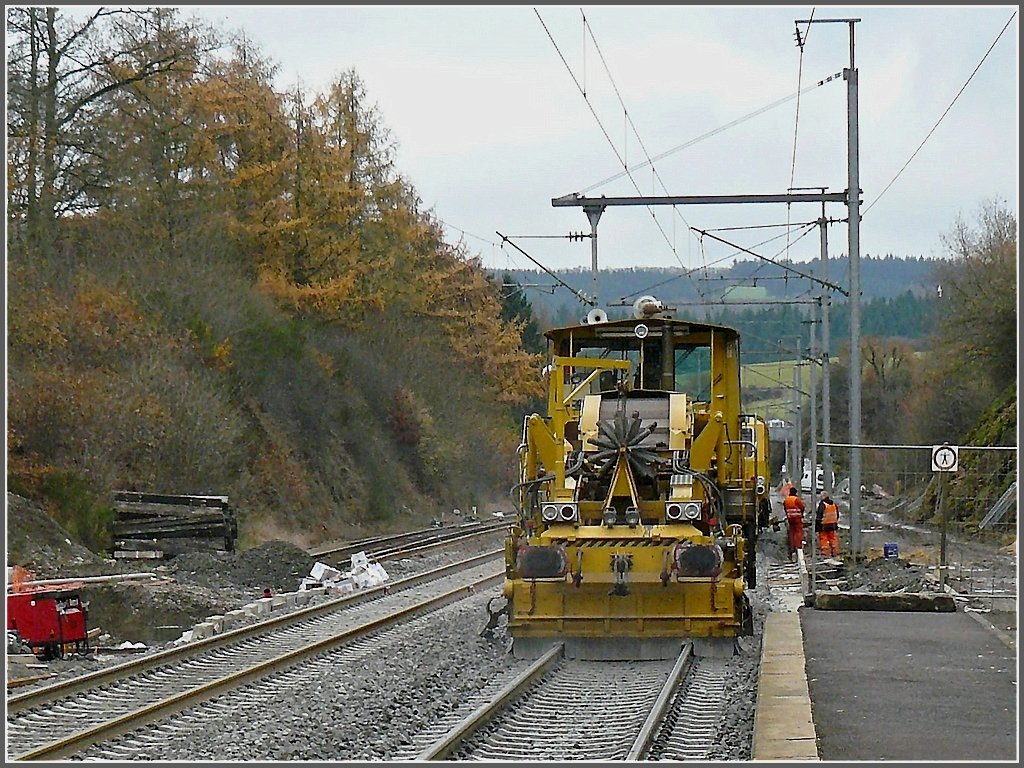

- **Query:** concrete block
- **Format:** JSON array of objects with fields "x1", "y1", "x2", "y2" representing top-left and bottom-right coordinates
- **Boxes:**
[
  {"x1": 368, "y1": 562, "x2": 390, "y2": 584},
  {"x1": 244, "y1": 600, "x2": 271, "y2": 617},
  {"x1": 350, "y1": 551, "x2": 369, "y2": 571},
  {"x1": 270, "y1": 595, "x2": 287, "y2": 610},
  {"x1": 291, "y1": 591, "x2": 310, "y2": 607},
  {"x1": 327, "y1": 579, "x2": 354, "y2": 595},
  {"x1": 224, "y1": 609, "x2": 248, "y2": 628},
  {"x1": 256, "y1": 597, "x2": 273, "y2": 613},
  {"x1": 192, "y1": 622, "x2": 215, "y2": 640},
  {"x1": 204, "y1": 615, "x2": 225, "y2": 633},
  {"x1": 310, "y1": 562, "x2": 342, "y2": 582},
  {"x1": 814, "y1": 591, "x2": 956, "y2": 612}
]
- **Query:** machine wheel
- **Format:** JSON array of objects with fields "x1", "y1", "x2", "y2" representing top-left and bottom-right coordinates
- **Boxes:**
[{"x1": 39, "y1": 641, "x2": 63, "y2": 661}]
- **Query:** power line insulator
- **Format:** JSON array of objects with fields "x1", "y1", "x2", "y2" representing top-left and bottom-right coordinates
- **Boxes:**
[{"x1": 568, "y1": 231, "x2": 589, "y2": 242}]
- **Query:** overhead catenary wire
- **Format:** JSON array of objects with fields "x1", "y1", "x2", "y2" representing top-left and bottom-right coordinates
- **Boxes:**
[
  {"x1": 620, "y1": 221, "x2": 820, "y2": 302},
  {"x1": 576, "y1": 12, "x2": 850, "y2": 310},
  {"x1": 578, "y1": 72, "x2": 843, "y2": 194},
  {"x1": 581, "y1": 11, "x2": 696, "y2": 242},
  {"x1": 436, "y1": 217, "x2": 526, "y2": 273},
  {"x1": 691, "y1": 224, "x2": 847, "y2": 295},
  {"x1": 497, "y1": 231, "x2": 595, "y2": 307},
  {"x1": 785, "y1": 8, "x2": 814, "y2": 263},
  {"x1": 705, "y1": 220, "x2": 821, "y2": 233},
  {"x1": 863, "y1": 11, "x2": 1017, "y2": 216},
  {"x1": 535, "y1": 8, "x2": 696, "y2": 281},
  {"x1": 539, "y1": 9, "x2": 855, "y2": 311}
]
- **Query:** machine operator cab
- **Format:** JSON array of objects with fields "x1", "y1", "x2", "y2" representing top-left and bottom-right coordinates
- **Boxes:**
[
  {"x1": 533, "y1": 295, "x2": 750, "y2": 530},
  {"x1": 562, "y1": 297, "x2": 713, "y2": 409}
]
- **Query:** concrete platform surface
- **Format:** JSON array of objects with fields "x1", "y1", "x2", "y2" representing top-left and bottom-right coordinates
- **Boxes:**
[
  {"x1": 801, "y1": 608, "x2": 1017, "y2": 761},
  {"x1": 752, "y1": 613, "x2": 818, "y2": 760}
]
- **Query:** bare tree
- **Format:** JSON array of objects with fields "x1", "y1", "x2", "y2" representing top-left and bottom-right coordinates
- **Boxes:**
[
  {"x1": 934, "y1": 199, "x2": 1017, "y2": 393},
  {"x1": 6, "y1": 7, "x2": 209, "y2": 253}
]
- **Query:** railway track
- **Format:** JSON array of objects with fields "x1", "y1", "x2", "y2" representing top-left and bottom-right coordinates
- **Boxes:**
[
  {"x1": 8, "y1": 526, "x2": 778, "y2": 761},
  {"x1": 7, "y1": 553, "x2": 503, "y2": 761},
  {"x1": 310, "y1": 520, "x2": 508, "y2": 568},
  {"x1": 400, "y1": 641, "x2": 734, "y2": 761}
]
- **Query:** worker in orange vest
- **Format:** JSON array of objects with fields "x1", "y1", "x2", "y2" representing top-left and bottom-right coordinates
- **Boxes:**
[
  {"x1": 783, "y1": 486, "x2": 806, "y2": 561},
  {"x1": 815, "y1": 492, "x2": 841, "y2": 558}
]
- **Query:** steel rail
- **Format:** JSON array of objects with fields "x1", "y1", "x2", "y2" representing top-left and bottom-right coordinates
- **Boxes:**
[
  {"x1": 14, "y1": 569, "x2": 504, "y2": 761},
  {"x1": 371, "y1": 525, "x2": 510, "y2": 564},
  {"x1": 309, "y1": 525, "x2": 456, "y2": 558},
  {"x1": 7, "y1": 550, "x2": 502, "y2": 714},
  {"x1": 415, "y1": 643, "x2": 564, "y2": 761},
  {"x1": 414, "y1": 644, "x2": 696, "y2": 761},
  {"x1": 310, "y1": 521, "x2": 507, "y2": 562},
  {"x1": 625, "y1": 642, "x2": 695, "y2": 760},
  {"x1": 309, "y1": 521, "x2": 491, "y2": 555}
]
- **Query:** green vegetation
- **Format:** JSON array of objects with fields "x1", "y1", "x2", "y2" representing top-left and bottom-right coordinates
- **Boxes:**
[{"x1": 505, "y1": 257, "x2": 942, "y2": 349}]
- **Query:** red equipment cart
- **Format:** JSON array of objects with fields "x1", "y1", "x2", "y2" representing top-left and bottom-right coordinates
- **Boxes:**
[{"x1": 7, "y1": 586, "x2": 90, "y2": 660}]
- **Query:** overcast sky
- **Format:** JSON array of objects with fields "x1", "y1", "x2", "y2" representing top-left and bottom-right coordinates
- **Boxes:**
[{"x1": 182, "y1": 5, "x2": 1018, "y2": 277}]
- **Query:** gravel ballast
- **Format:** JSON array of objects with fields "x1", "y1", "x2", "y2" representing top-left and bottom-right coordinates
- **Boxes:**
[{"x1": 9, "y1": 492, "x2": 1014, "y2": 760}]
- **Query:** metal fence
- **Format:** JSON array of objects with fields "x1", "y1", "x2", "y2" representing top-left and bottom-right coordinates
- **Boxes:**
[{"x1": 815, "y1": 442, "x2": 1016, "y2": 601}]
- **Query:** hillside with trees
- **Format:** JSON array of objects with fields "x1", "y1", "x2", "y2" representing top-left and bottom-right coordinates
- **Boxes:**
[
  {"x1": 6, "y1": 7, "x2": 543, "y2": 550},
  {"x1": 823, "y1": 200, "x2": 1016, "y2": 528}
]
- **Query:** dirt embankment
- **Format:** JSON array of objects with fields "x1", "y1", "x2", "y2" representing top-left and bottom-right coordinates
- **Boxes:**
[{"x1": 7, "y1": 493, "x2": 111, "y2": 578}]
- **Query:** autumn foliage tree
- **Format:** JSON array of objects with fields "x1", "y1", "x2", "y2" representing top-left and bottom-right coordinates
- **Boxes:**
[{"x1": 7, "y1": 9, "x2": 544, "y2": 546}]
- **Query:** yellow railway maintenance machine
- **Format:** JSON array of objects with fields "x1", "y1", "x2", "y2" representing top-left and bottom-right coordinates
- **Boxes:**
[{"x1": 496, "y1": 299, "x2": 770, "y2": 660}]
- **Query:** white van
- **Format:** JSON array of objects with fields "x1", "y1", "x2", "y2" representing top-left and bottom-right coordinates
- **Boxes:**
[{"x1": 800, "y1": 464, "x2": 835, "y2": 494}]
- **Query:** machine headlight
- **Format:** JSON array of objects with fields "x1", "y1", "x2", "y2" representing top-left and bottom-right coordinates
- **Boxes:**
[
  {"x1": 682, "y1": 502, "x2": 702, "y2": 521},
  {"x1": 558, "y1": 503, "x2": 578, "y2": 522},
  {"x1": 541, "y1": 504, "x2": 559, "y2": 522},
  {"x1": 674, "y1": 541, "x2": 724, "y2": 577},
  {"x1": 756, "y1": 475, "x2": 766, "y2": 495},
  {"x1": 602, "y1": 508, "x2": 617, "y2": 527},
  {"x1": 516, "y1": 545, "x2": 569, "y2": 579},
  {"x1": 625, "y1": 507, "x2": 640, "y2": 528},
  {"x1": 666, "y1": 503, "x2": 683, "y2": 521}
]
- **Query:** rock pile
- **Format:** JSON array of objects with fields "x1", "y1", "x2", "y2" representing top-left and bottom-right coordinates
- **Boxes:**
[
  {"x1": 170, "y1": 540, "x2": 317, "y2": 593},
  {"x1": 842, "y1": 556, "x2": 934, "y2": 593}
]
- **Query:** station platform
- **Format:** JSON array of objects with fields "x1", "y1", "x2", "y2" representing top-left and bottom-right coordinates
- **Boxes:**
[{"x1": 752, "y1": 580, "x2": 1018, "y2": 761}]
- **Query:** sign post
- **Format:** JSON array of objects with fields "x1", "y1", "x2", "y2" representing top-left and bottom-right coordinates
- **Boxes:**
[{"x1": 931, "y1": 444, "x2": 959, "y2": 590}]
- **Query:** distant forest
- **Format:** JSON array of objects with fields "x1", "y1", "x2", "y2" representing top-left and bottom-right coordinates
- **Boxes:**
[{"x1": 493, "y1": 254, "x2": 941, "y2": 362}]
